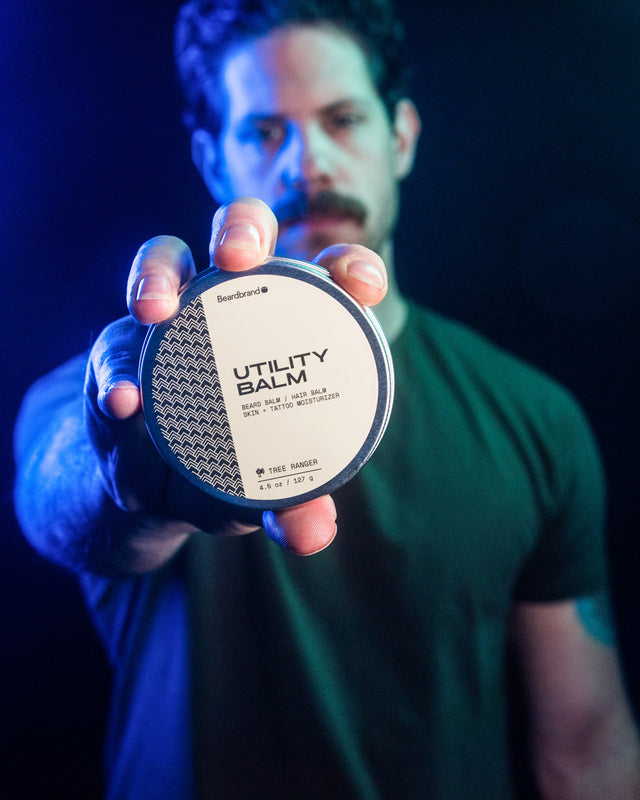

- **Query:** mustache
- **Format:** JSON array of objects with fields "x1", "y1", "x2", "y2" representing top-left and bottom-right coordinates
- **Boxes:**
[{"x1": 273, "y1": 190, "x2": 367, "y2": 227}]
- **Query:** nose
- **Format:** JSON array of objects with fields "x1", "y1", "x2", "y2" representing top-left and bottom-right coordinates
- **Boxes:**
[{"x1": 280, "y1": 123, "x2": 331, "y2": 190}]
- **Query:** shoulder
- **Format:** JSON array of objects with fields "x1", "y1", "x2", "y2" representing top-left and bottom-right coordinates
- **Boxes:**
[
  {"x1": 398, "y1": 302, "x2": 605, "y2": 506},
  {"x1": 399, "y1": 302, "x2": 585, "y2": 422},
  {"x1": 19, "y1": 353, "x2": 88, "y2": 408},
  {"x1": 14, "y1": 353, "x2": 89, "y2": 462}
]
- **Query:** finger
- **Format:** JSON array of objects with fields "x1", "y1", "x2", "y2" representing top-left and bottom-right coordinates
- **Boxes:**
[
  {"x1": 209, "y1": 197, "x2": 278, "y2": 271},
  {"x1": 313, "y1": 244, "x2": 387, "y2": 307},
  {"x1": 262, "y1": 495, "x2": 337, "y2": 555},
  {"x1": 87, "y1": 316, "x2": 147, "y2": 419},
  {"x1": 127, "y1": 235, "x2": 197, "y2": 325}
]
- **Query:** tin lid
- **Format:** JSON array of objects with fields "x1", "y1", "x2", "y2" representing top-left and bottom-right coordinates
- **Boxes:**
[{"x1": 139, "y1": 257, "x2": 394, "y2": 510}]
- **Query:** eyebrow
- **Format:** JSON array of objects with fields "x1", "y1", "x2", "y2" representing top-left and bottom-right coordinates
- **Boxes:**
[
  {"x1": 238, "y1": 97, "x2": 373, "y2": 126},
  {"x1": 321, "y1": 98, "x2": 372, "y2": 113},
  {"x1": 240, "y1": 112, "x2": 286, "y2": 127}
]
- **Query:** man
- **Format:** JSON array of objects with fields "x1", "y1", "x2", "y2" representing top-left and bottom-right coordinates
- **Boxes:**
[{"x1": 13, "y1": 0, "x2": 640, "y2": 798}]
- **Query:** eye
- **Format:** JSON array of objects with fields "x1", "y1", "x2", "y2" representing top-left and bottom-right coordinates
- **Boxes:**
[
  {"x1": 328, "y1": 109, "x2": 366, "y2": 132},
  {"x1": 241, "y1": 119, "x2": 287, "y2": 147},
  {"x1": 257, "y1": 121, "x2": 285, "y2": 142}
]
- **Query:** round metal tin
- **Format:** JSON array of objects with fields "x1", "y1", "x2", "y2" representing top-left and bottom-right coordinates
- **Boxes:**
[{"x1": 139, "y1": 257, "x2": 394, "y2": 510}]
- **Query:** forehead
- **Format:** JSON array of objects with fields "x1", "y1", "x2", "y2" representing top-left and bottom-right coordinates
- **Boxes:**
[{"x1": 220, "y1": 24, "x2": 378, "y2": 117}]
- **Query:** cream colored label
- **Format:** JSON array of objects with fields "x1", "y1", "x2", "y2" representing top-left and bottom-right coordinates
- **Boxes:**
[{"x1": 200, "y1": 273, "x2": 379, "y2": 501}]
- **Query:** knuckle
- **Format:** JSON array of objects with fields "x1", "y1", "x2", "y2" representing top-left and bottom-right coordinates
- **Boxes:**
[{"x1": 90, "y1": 317, "x2": 144, "y2": 384}]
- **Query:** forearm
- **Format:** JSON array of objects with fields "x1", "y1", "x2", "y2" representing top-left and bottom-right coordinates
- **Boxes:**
[
  {"x1": 534, "y1": 704, "x2": 640, "y2": 800},
  {"x1": 14, "y1": 407, "x2": 193, "y2": 577}
]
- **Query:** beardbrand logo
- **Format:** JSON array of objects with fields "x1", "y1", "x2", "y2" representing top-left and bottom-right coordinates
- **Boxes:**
[{"x1": 217, "y1": 286, "x2": 269, "y2": 303}]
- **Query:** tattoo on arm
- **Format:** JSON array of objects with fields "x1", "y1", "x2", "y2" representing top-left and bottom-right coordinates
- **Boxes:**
[{"x1": 575, "y1": 591, "x2": 616, "y2": 647}]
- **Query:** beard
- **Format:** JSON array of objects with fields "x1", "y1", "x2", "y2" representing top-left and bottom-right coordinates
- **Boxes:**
[
  {"x1": 273, "y1": 189, "x2": 368, "y2": 228},
  {"x1": 272, "y1": 190, "x2": 370, "y2": 260}
]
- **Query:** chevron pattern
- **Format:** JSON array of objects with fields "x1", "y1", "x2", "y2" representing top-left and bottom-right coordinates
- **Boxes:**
[{"x1": 151, "y1": 296, "x2": 244, "y2": 497}]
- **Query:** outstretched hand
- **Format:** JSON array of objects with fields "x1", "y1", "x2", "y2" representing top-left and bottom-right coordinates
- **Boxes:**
[{"x1": 86, "y1": 197, "x2": 387, "y2": 556}]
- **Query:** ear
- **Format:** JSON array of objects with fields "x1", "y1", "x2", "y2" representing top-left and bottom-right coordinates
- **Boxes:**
[
  {"x1": 391, "y1": 98, "x2": 421, "y2": 180},
  {"x1": 191, "y1": 128, "x2": 230, "y2": 203}
]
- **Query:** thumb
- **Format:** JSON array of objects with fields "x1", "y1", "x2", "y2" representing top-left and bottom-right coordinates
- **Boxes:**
[{"x1": 262, "y1": 495, "x2": 337, "y2": 555}]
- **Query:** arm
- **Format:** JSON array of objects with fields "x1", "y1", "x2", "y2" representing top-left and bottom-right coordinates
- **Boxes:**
[
  {"x1": 14, "y1": 362, "x2": 198, "y2": 576},
  {"x1": 14, "y1": 198, "x2": 388, "y2": 576},
  {"x1": 511, "y1": 594, "x2": 640, "y2": 800}
]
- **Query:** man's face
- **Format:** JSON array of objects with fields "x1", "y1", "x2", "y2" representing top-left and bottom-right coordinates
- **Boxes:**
[{"x1": 206, "y1": 24, "x2": 415, "y2": 262}]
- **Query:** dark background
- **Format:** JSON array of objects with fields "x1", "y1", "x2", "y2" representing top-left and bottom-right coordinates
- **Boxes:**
[{"x1": 1, "y1": 1, "x2": 638, "y2": 797}]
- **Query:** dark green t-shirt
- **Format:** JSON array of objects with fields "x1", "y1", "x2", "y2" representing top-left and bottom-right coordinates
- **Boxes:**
[
  {"x1": 24, "y1": 303, "x2": 605, "y2": 799},
  {"x1": 186, "y1": 303, "x2": 607, "y2": 800}
]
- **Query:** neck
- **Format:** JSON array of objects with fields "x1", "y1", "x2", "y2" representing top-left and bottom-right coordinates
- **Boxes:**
[{"x1": 373, "y1": 240, "x2": 408, "y2": 344}]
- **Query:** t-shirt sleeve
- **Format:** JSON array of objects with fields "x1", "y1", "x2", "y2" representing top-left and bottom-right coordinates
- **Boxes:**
[{"x1": 513, "y1": 387, "x2": 608, "y2": 602}]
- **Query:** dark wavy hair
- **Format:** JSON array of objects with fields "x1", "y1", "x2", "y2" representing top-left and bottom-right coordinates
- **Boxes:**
[{"x1": 174, "y1": 0, "x2": 409, "y2": 134}]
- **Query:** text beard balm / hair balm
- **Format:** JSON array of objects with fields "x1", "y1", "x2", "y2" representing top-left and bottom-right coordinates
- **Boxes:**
[{"x1": 140, "y1": 257, "x2": 394, "y2": 510}]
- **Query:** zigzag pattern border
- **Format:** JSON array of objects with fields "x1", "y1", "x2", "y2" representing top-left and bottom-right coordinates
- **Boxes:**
[{"x1": 151, "y1": 296, "x2": 244, "y2": 497}]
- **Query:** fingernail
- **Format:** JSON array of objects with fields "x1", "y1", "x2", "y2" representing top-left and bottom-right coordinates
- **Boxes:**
[
  {"x1": 220, "y1": 222, "x2": 261, "y2": 252},
  {"x1": 262, "y1": 510, "x2": 286, "y2": 548},
  {"x1": 346, "y1": 259, "x2": 385, "y2": 289},
  {"x1": 99, "y1": 380, "x2": 140, "y2": 419},
  {"x1": 136, "y1": 274, "x2": 173, "y2": 302}
]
